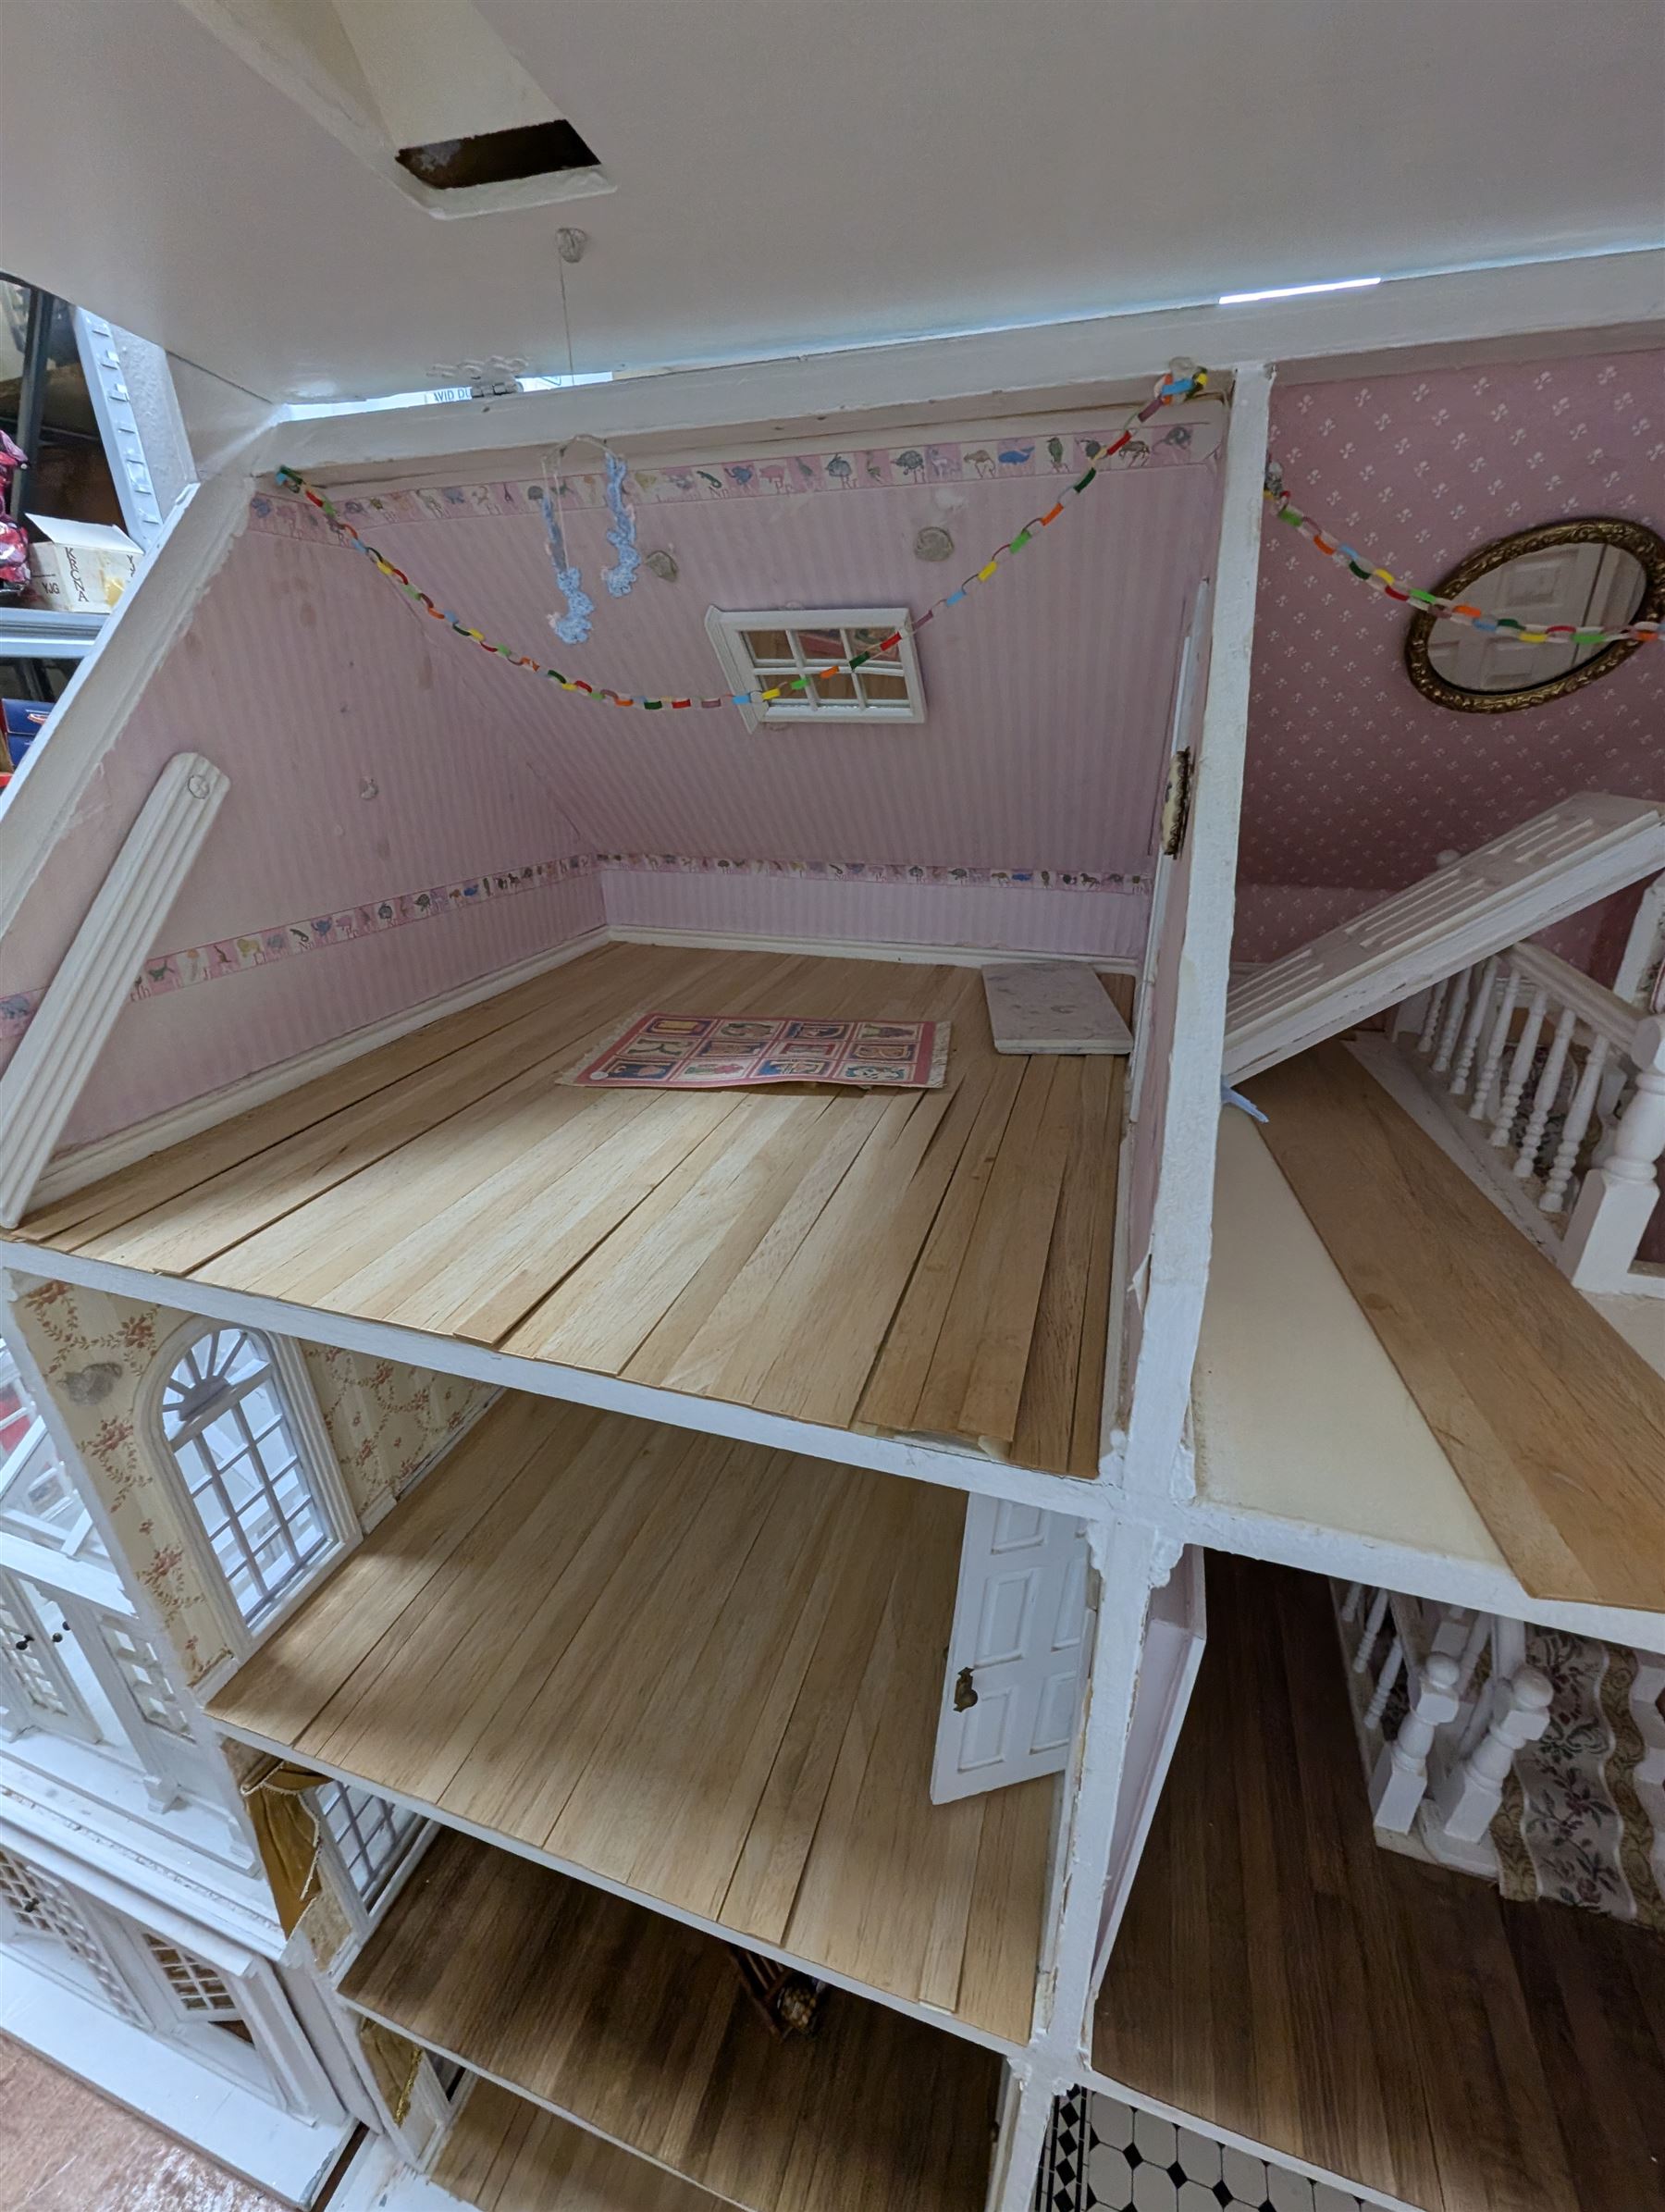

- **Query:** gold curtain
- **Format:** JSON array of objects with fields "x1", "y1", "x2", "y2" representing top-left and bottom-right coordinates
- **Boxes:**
[
  {"x1": 358, "y1": 2016, "x2": 426, "y2": 2129},
  {"x1": 240, "y1": 1756, "x2": 327, "y2": 1934}
]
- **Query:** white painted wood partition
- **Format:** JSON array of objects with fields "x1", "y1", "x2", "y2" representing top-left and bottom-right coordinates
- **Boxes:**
[
  {"x1": 0, "y1": 753, "x2": 230, "y2": 1230},
  {"x1": 1115, "y1": 365, "x2": 1271, "y2": 1490},
  {"x1": 1385, "y1": 935, "x2": 1665, "y2": 1293}
]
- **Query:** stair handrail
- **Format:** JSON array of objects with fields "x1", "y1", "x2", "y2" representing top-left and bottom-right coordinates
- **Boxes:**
[{"x1": 1390, "y1": 933, "x2": 1665, "y2": 1291}]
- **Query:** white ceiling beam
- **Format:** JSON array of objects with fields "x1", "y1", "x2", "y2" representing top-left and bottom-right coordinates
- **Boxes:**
[{"x1": 271, "y1": 248, "x2": 1664, "y2": 484}]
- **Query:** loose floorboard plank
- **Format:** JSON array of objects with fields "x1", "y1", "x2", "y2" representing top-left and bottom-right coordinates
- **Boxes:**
[
  {"x1": 1249, "y1": 1044, "x2": 1665, "y2": 1610},
  {"x1": 342, "y1": 1829, "x2": 999, "y2": 2212},
  {"x1": 27, "y1": 945, "x2": 1127, "y2": 1477},
  {"x1": 956, "y1": 1055, "x2": 1083, "y2": 1446},
  {"x1": 1094, "y1": 1555, "x2": 1664, "y2": 2210},
  {"x1": 434, "y1": 2079, "x2": 725, "y2": 2212},
  {"x1": 856, "y1": 1056, "x2": 1029, "y2": 1438},
  {"x1": 31, "y1": 941, "x2": 698, "y2": 1254},
  {"x1": 982, "y1": 960, "x2": 1134, "y2": 1054},
  {"x1": 624, "y1": 1094, "x2": 893, "y2": 1392},
  {"x1": 210, "y1": 1397, "x2": 1053, "y2": 2042}
]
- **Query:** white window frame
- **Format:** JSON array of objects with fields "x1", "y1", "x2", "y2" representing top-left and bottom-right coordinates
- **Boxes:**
[
  {"x1": 311, "y1": 1779, "x2": 430, "y2": 1931},
  {"x1": 705, "y1": 605, "x2": 926, "y2": 733},
  {"x1": 145, "y1": 1321, "x2": 358, "y2": 1658},
  {"x1": 0, "y1": 1838, "x2": 320, "y2": 2107}
]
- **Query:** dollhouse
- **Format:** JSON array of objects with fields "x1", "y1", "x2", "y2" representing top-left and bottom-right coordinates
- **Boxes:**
[{"x1": 1, "y1": 7, "x2": 1662, "y2": 2211}]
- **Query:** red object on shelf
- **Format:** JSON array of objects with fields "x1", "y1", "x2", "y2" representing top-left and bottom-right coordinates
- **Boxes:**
[{"x1": 0, "y1": 430, "x2": 28, "y2": 595}]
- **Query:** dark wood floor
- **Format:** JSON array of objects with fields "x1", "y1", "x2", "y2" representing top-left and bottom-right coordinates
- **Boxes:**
[{"x1": 1093, "y1": 1552, "x2": 1665, "y2": 2211}]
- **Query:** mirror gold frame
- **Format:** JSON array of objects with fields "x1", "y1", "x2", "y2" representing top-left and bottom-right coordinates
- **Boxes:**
[{"x1": 1404, "y1": 515, "x2": 1665, "y2": 716}]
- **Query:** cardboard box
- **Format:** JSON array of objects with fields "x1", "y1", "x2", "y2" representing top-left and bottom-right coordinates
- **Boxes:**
[{"x1": 25, "y1": 513, "x2": 142, "y2": 612}]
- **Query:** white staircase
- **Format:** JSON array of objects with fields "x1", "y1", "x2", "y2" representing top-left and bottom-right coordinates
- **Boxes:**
[
  {"x1": 1225, "y1": 792, "x2": 1665, "y2": 1083},
  {"x1": 1333, "y1": 1581, "x2": 1665, "y2": 1929}
]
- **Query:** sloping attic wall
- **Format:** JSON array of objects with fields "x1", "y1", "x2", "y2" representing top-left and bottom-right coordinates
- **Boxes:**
[
  {"x1": 0, "y1": 516, "x2": 604, "y2": 1147},
  {"x1": 310, "y1": 412, "x2": 1223, "y2": 949},
  {"x1": 2, "y1": 407, "x2": 1223, "y2": 1154},
  {"x1": 1238, "y1": 347, "x2": 1665, "y2": 975}
]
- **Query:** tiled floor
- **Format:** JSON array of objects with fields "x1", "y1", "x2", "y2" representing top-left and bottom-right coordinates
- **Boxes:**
[
  {"x1": 1037, "y1": 2089, "x2": 1371, "y2": 2212},
  {"x1": 0, "y1": 2033, "x2": 282, "y2": 2212}
]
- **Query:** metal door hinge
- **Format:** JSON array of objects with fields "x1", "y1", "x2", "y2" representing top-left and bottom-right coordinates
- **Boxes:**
[{"x1": 1161, "y1": 746, "x2": 1194, "y2": 858}]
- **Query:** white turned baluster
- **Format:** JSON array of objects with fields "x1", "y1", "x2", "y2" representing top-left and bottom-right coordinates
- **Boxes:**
[
  {"x1": 1340, "y1": 1581, "x2": 1364, "y2": 1625},
  {"x1": 1450, "y1": 957, "x2": 1499, "y2": 1097},
  {"x1": 1432, "y1": 967, "x2": 1473, "y2": 1075},
  {"x1": 1470, "y1": 966, "x2": 1523, "y2": 1120},
  {"x1": 1541, "y1": 1032, "x2": 1610, "y2": 1214},
  {"x1": 1489, "y1": 983, "x2": 1549, "y2": 1148},
  {"x1": 1418, "y1": 977, "x2": 1450, "y2": 1057},
  {"x1": 1353, "y1": 1587, "x2": 1389, "y2": 1673},
  {"x1": 1363, "y1": 1633, "x2": 1405, "y2": 1729},
  {"x1": 1452, "y1": 1610, "x2": 1492, "y2": 1699},
  {"x1": 1512, "y1": 1002, "x2": 1578, "y2": 1179},
  {"x1": 1429, "y1": 1664, "x2": 1554, "y2": 1843},
  {"x1": 1563, "y1": 1015, "x2": 1665, "y2": 1289},
  {"x1": 1371, "y1": 1651, "x2": 1462, "y2": 1833}
]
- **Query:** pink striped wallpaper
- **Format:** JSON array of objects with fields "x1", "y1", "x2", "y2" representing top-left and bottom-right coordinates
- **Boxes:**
[
  {"x1": 7, "y1": 425, "x2": 1220, "y2": 1147},
  {"x1": 1, "y1": 525, "x2": 601, "y2": 1145},
  {"x1": 304, "y1": 453, "x2": 1222, "y2": 874}
]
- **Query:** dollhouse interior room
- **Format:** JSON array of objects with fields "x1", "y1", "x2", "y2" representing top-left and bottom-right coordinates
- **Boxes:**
[{"x1": 0, "y1": 7, "x2": 1661, "y2": 2212}]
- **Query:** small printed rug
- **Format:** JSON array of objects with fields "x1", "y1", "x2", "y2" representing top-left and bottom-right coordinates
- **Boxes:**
[{"x1": 564, "y1": 1012, "x2": 948, "y2": 1090}]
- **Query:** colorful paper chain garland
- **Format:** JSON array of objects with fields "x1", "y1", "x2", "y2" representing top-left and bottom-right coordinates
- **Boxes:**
[
  {"x1": 273, "y1": 368, "x2": 1204, "y2": 711},
  {"x1": 1264, "y1": 476, "x2": 1661, "y2": 649}
]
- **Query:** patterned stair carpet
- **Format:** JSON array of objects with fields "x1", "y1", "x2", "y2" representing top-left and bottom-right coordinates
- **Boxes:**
[
  {"x1": 1492, "y1": 1627, "x2": 1665, "y2": 1934},
  {"x1": 1036, "y1": 2088, "x2": 1369, "y2": 2212}
]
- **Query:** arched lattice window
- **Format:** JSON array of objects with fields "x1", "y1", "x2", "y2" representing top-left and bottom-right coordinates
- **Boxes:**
[{"x1": 158, "y1": 1328, "x2": 347, "y2": 1632}]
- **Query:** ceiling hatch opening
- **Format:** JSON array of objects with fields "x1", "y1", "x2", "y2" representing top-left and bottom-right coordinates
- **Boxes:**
[
  {"x1": 180, "y1": 0, "x2": 610, "y2": 218},
  {"x1": 396, "y1": 117, "x2": 600, "y2": 195}
]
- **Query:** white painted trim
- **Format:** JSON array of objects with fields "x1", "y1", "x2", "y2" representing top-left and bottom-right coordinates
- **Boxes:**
[
  {"x1": 0, "y1": 470, "x2": 251, "y2": 942},
  {"x1": 1, "y1": 1238, "x2": 1107, "y2": 1516},
  {"x1": 0, "y1": 754, "x2": 231, "y2": 1230},
  {"x1": 605, "y1": 921, "x2": 1140, "y2": 975},
  {"x1": 273, "y1": 250, "x2": 1665, "y2": 481},
  {"x1": 1116, "y1": 365, "x2": 1272, "y2": 1490},
  {"x1": 31, "y1": 926, "x2": 610, "y2": 1209},
  {"x1": 1135, "y1": 1489, "x2": 1665, "y2": 1651},
  {"x1": 1040, "y1": 1522, "x2": 1166, "y2": 2060},
  {"x1": 141, "y1": 1315, "x2": 361, "y2": 1663}
]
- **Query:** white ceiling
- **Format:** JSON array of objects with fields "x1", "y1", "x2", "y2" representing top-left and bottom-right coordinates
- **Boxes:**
[{"x1": 4, "y1": 0, "x2": 1662, "y2": 404}]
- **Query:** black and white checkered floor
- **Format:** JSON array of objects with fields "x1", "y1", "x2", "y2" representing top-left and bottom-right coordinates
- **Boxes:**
[{"x1": 1036, "y1": 2089, "x2": 1372, "y2": 2212}]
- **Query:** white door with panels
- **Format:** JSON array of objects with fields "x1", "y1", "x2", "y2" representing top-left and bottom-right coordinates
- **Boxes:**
[{"x1": 931, "y1": 1496, "x2": 1091, "y2": 1803}]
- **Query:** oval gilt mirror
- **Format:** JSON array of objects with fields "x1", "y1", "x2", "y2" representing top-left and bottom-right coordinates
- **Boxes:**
[{"x1": 1404, "y1": 515, "x2": 1665, "y2": 714}]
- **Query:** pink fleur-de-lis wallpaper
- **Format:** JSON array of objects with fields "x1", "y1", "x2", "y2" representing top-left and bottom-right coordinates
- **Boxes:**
[{"x1": 1238, "y1": 348, "x2": 1664, "y2": 970}]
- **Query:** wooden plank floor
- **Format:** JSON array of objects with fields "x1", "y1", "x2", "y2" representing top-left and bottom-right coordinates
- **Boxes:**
[
  {"x1": 344, "y1": 1828, "x2": 999, "y2": 2212},
  {"x1": 20, "y1": 945, "x2": 1128, "y2": 1476},
  {"x1": 434, "y1": 2078, "x2": 722, "y2": 2212},
  {"x1": 208, "y1": 1394, "x2": 1053, "y2": 2043},
  {"x1": 1094, "y1": 1552, "x2": 1665, "y2": 2211},
  {"x1": 1247, "y1": 1043, "x2": 1665, "y2": 1612}
]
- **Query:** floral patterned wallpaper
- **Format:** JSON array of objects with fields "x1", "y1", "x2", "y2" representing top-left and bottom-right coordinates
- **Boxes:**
[
  {"x1": 1238, "y1": 348, "x2": 1664, "y2": 966},
  {"x1": 8, "y1": 1279, "x2": 491, "y2": 1684}
]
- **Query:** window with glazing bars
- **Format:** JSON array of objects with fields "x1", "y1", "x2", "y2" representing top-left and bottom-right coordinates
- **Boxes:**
[
  {"x1": 160, "y1": 1329, "x2": 331, "y2": 1626},
  {"x1": 705, "y1": 606, "x2": 926, "y2": 732},
  {"x1": 315, "y1": 1780, "x2": 424, "y2": 1906}
]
